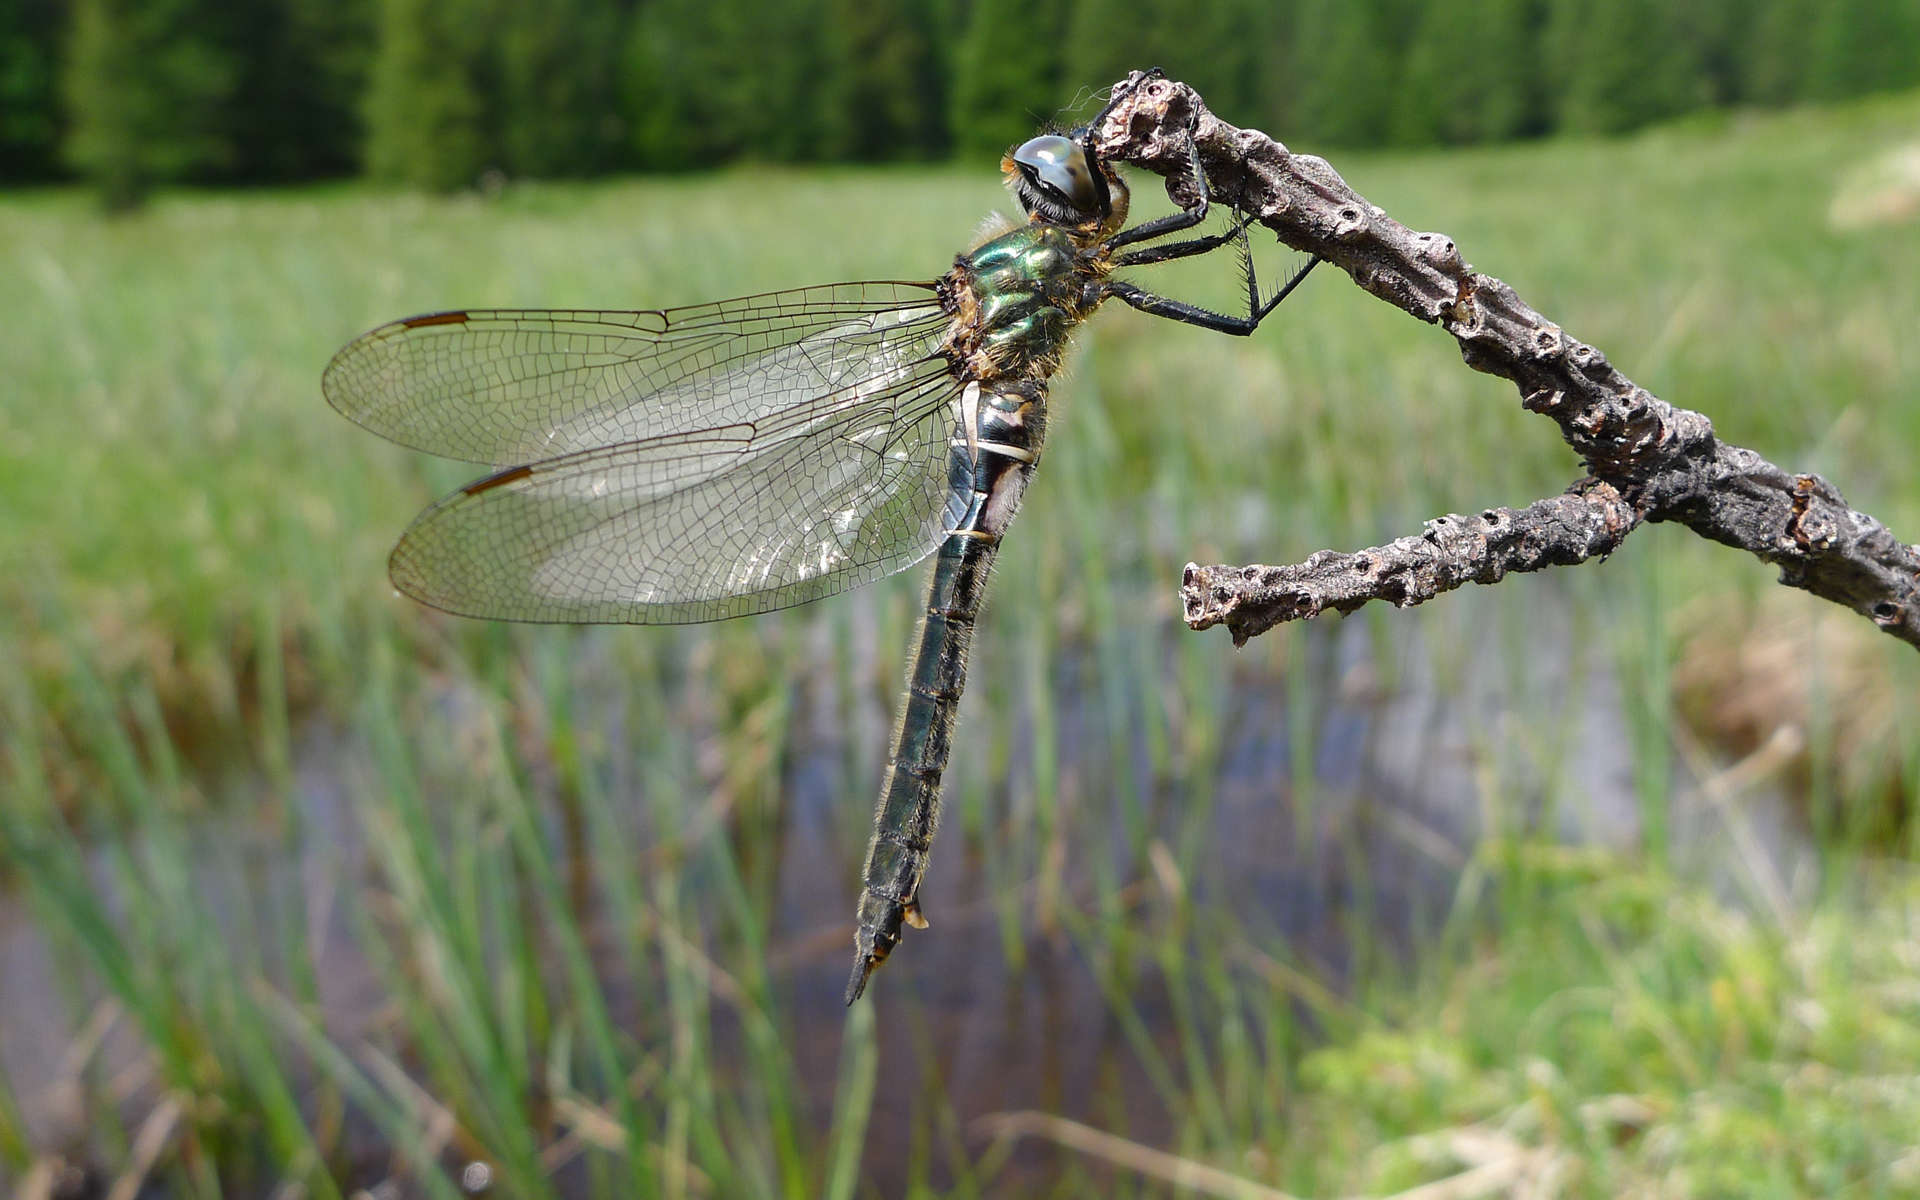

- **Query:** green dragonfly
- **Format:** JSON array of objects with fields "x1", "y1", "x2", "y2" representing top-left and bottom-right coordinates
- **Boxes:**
[{"x1": 323, "y1": 79, "x2": 1317, "y2": 1003}]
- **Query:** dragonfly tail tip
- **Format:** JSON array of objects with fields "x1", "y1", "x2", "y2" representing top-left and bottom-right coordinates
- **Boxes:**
[{"x1": 844, "y1": 954, "x2": 880, "y2": 1005}]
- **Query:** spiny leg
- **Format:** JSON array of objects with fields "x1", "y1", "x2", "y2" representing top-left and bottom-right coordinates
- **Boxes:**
[
  {"x1": 1084, "y1": 67, "x2": 1163, "y2": 142},
  {"x1": 1227, "y1": 216, "x2": 1322, "y2": 329},
  {"x1": 1113, "y1": 207, "x2": 1258, "y2": 268},
  {"x1": 1093, "y1": 92, "x2": 1324, "y2": 322},
  {"x1": 1105, "y1": 252, "x2": 1321, "y2": 336},
  {"x1": 1103, "y1": 113, "x2": 1219, "y2": 252}
]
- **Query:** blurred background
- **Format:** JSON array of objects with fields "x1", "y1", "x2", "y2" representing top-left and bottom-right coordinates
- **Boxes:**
[{"x1": 4, "y1": 1, "x2": 1920, "y2": 1196}]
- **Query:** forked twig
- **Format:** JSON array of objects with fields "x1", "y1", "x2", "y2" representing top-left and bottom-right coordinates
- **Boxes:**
[{"x1": 1092, "y1": 71, "x2": 1920, "y2": 650}]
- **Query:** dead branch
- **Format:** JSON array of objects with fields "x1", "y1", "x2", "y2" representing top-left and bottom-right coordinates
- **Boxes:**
[
  {"x1": 1180, "y1": 482, "x2": 1640, "y2": 641},
  {"x1": 1092, "y1": 70, "x2": 1920, "y2": 650}
]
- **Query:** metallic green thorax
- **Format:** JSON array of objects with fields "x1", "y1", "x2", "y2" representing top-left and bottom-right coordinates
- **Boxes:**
[
  {"x1": 951, "y1": 223, "x2": 1105, "y2": 381},
  {"x1": 846, "y1": 216, "x2": 1114, "y2": 1003}
]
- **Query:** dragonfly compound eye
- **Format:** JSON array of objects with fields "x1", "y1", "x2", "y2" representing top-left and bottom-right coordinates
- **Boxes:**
[{"x1": 1010, "y1": 134, "x2": 1109, "y2": 224}]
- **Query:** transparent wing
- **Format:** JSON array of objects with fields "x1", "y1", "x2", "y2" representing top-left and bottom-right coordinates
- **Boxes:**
[
  {"x1": 387, "y1": 356, "x2": 969, "y2": 624},
  {"x1": 322, "y1": 281, "x2": 951, "y2": 466}
]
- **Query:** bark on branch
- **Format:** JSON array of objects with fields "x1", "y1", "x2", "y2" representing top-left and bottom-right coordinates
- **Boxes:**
[{"x1": 1091, "y1": 70, "x2": 1920, "y2": 650}]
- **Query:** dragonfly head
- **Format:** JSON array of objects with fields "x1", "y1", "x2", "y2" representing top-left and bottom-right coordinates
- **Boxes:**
[{"x1": 1005, "y1": 132, "x2": 1127, "y2": 234}]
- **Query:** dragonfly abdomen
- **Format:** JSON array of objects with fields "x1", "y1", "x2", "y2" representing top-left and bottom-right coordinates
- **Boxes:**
[
  {"x1": 845, "y1": 533, "x2": 985, "y2": 1002},
  {"x1": 845, "y1": 378, "x2": 1047, "y2": 1004}
]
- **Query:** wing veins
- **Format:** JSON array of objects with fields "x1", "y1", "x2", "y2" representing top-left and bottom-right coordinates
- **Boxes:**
[
  {"x1": 391, "y1": 356, "x2": 965, "y2": 621},
  {"x1": 325, "y1": 282, "x2": 953, "y2": 464}
]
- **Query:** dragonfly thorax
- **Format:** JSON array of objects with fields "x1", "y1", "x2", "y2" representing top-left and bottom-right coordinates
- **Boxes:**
[{"x1": 945, "y1": 223, "x2": 1106, "y2": 385}]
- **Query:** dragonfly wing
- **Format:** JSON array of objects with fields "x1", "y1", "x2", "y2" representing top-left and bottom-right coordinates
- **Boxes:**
[
  {"x1": 323, "y1": 282, "x2": 951, "y2": 466},
  {"x1": 389, "y1": 356, "x2": 966, "y2": 623}
]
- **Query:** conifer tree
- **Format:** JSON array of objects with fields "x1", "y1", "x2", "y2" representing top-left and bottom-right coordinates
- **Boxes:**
[
  {"x1": 949, "y1": 0, "x2": 1070, "y2": 159},
  {"x1": 627, "y1": 0, "x2": 844, "y2": 168},
  {"x1": 1290, "y1": 0, "x2": 1395, "y2": 146},
  {"x1": 1806, "y1": 0, "x2": 1920, "y2": 100},
  {"x1": 1544, "y1": 0, "x2": 1705, "y2": 134},
  {"x1": 1669, "y1": 0, "x2": 1744, "y2": 106},
  {"x1": 224, "y1": 0, "x2": 373, "y2": 180},
  {"x1": 0, "y1": 0, "x2": 63, "y2": 180},
  {"x1": 498, "y1": 0, "x2": 626, "y2": 176},
  {"x1": 1742, "y1": 0, "x2": 1818, "y2": 105},
  {"x1": 63, "y1": 0, "x2": 238, "y2": 207},
  {"x1": 364, "y1": 0, "x2": 488, "y2": 189},
  {"x1": 819, "y1": 0, "x2": 937, "y2": 160},
  {"x1": 1064, "y1": 0, "x2": 1284, "y2": 131},
  {"x1": 1396, "y1": 0, "x2": 1544, "y2": 144}
]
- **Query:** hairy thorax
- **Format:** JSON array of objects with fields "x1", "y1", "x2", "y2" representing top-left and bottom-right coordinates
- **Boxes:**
[{"x1": 940, "y1": 221, "x2": 1113, "y2": 386}]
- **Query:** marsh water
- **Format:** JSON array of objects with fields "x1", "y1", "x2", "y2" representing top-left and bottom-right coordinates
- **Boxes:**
[{"x1": 0, "y1": 585, "x2": 1809, "y2": 1192}]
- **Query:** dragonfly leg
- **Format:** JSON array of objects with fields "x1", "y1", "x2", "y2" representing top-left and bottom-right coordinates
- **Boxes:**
[
  {"x1": 1082, "y1": 67, "x2": 1164, "y2": 146},
  {"x1": 1113, "y1": 208, "x2": 1257, "y2": 268},
  {"x1": 1099, "y1": 102, "x2": 1324, "y2": 307},
  {"x1": 1103, "y1": 119, "x2": 1216, "y2": 252},
  {"x1": 1105, "y1": 254, "x2": 1321, "y2": 336}
]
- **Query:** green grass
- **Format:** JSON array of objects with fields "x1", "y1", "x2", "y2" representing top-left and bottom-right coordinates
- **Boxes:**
[{"x1": 4, "y1": 89, "x2": 1920, "y2": 1195}]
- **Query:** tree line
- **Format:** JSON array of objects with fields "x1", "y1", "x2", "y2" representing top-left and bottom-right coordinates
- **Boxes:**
[{"x1": 6, "y1": 0, "x2": 1918, "y2": 206}]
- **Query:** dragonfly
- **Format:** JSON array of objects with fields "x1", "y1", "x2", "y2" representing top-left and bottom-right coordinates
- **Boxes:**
[{"x1": 323, "y1": 77, "x2": 1318, "y2": 1004}]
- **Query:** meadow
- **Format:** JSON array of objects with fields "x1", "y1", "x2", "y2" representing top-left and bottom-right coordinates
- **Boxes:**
[{"x1": 3, "y1": 89, "x2": 1920, "y2": 1196}]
